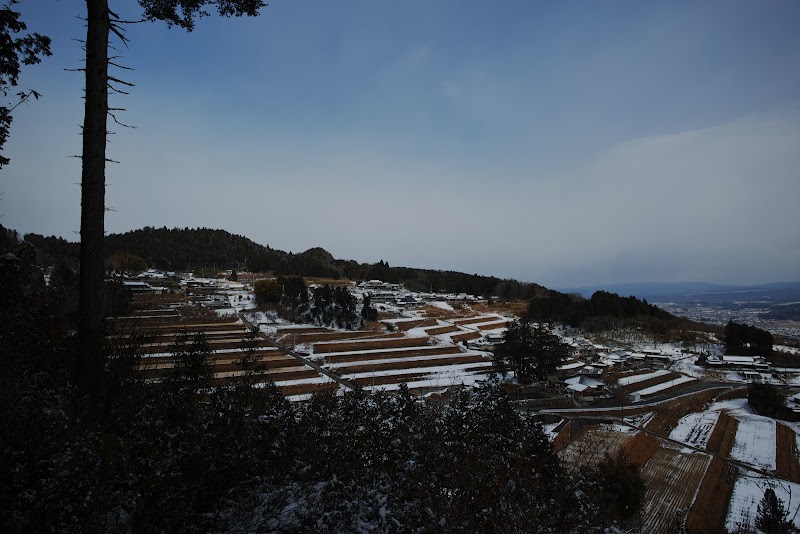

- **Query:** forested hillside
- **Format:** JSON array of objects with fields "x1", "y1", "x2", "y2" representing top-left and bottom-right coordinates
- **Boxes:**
[{"x1": 21, "y1": 226, "x2": 545, "y2": 299}]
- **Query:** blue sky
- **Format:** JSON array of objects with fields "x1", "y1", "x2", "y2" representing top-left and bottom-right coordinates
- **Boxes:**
[{"x1": 2, "y1": 0, "x2": 799, "y2": 287}]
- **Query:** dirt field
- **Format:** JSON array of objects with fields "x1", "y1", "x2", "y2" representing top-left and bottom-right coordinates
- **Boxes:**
[
  {"x1": 776, "y1": 423, "x2": 800, "y2": 483},
  {"x1": 424, "y1": 325, "x2": 460, "y2": 335},
  {"x1": 335, "y1": 354, "x2": 487, "y2": 375},
  {"x1": 390, "y1": 318, "x2": 438, "y2": 331},
  {"x1": 471, "y1": 301, "x2": 529, "y2": 316},
  {"x1": 622, "y1": 431, "x2": 661, "y2": 467},
  {"x1": 476, "y1": 321, "x2": 509, "y2": 331},
  {"x1": 312, "y1": 336, "x2": 431, "y2": 353},
  {"x1": 321, "y1": 346, "x2": 463, "y2": 364},
  {"x1": 450, "y1": 331, "x2": 482, "y2": 343},
  {"x1": 552, "y1": 420, "x2": 573, "y2": 452},
  {"x1": 685, "y1": 411, "x2": 739, "y2": 533},
  {"x1": 559, "y1": 425, "x2": 634, "y2": 472},
  {"x1": 640, "y1": 448, "x2": 711, "y2": 533},
  {"x1": 281, "y1": 330, "x2": 402, "y2": 344}
]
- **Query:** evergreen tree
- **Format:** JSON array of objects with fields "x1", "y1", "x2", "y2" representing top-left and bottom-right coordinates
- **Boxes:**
[
  {"x1": 494, "y1": 318, "x2": 569, "y2": 382},
  {"x1": 756, "y1": 488, "x2": 793, "y2": 534}
]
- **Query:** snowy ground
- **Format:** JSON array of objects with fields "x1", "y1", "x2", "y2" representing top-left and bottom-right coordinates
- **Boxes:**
[
  {"x1": 729, "y1": 413, "x2": 777, "y2": 471},
  {"x1": 726, "y1": 475, "x2": 800, "y2": 531},
  {"x1": 617, "y1": 369, "x2": 671, "y2": 386},
  {"x1": 669, "y1": 410, "x2": 722, "y2": 449},
  {"x1": 630, "y1": 375, "x2": 696, "y2": 397}
]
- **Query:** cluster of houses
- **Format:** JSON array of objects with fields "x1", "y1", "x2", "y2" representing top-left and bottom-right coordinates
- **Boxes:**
[{"x1": 356, "y1": 280, "x2": 481, "y2": 307}]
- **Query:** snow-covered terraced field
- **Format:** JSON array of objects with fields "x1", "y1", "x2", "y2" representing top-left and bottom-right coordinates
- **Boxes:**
[
  {"x1": 729, "y1": 414, "x2": 777, "y2": 471},
  {"x1": 617, "y1": 369, "x2": 671, "y2": 386},
  {"x1": 669, "y1": 410, "x2": 721, "y2": 449},
  {"x1": 631, "y1": 375, "x2": 696, "y2": 396}
]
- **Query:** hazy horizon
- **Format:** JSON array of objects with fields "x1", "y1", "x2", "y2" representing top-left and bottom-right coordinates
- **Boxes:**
[{"x1": 3, "y1": 1, "x2": 799, "y2": 288}]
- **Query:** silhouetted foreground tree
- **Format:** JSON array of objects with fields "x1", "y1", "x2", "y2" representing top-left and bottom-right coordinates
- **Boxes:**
[{"x1": 77, "y1": 1, "x2": 267, "y2": 394}]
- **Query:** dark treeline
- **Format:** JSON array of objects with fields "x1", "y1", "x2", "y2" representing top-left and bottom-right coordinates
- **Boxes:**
[
  {"x1": 528, "y1": 288, "x2": 710, "y2": 337},
  {"x1": 19, "y1": 225, "x2": 545, "y2": 299},
  {"x1": 1, "y1": 235, "x2": 641, "y2": 532},
  {"x1": 724, "y1": 320, "x2": 773, "y2": 356}
]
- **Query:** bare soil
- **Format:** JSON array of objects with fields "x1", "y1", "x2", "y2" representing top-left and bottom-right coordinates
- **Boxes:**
[
  {"x1": 337, "y1": 354, "x2": 488, "y2": 375},
  {"x1": 424, "y1": 325, "x2": 460, "y2": 335},
  {"x1": 312, "y1": 336, "x2": 431, "y2": 354},
  {"x1": 476, "y1": 321, "x2": 509, "y2": 331},
  {"x1": 776, "y1": 423, "x2": 800, "y2": 483},
  {"x1": 685, "y1": 410, "x2": 739, "y2": 533},
  {"x1": 321, "y1": 346, "x2": 463, "y2": 364},
  {"x1": 450, "y1": 331, "x2": 482, "y2": 343},
  {"x1": 622, "y1": 431, "x2": 660, "y2": 467},
  {"x1": 640, "y1": 449, "x2": 711, "y2": 533}
]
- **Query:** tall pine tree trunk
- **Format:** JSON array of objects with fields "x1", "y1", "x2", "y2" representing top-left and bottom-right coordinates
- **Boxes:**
[{"x1": 78, "y1": 0, "x2": 109, "y2": 393}]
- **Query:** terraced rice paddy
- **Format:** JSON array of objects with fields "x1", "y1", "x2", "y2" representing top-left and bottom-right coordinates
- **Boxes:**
[{"x1": 123, "y1": 280, "x2": 503, "y2": 399}]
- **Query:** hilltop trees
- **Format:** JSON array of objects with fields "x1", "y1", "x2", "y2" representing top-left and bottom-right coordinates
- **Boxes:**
[
  {"x1": 724, "y1": 320, "x2": 773, "y2": 356},
  {"x1": 493, "y1": 318, "x2": 569, "y2": 383}
]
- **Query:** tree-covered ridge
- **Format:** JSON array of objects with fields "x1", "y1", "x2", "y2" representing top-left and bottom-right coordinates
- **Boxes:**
[
  {"x1": 724, "y1": 320, "x2": 773, "y2": 356},
  {"x1": 526, "y1": 288, "x2": 703, "y2": 337},
  {"x1": 20, "y1": 225, "x2": 546, "y2": 298}
]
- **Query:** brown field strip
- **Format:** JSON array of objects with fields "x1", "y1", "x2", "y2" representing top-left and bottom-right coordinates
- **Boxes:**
[
  {"x1": 616, "y1": 372, "x2": 682, "y2": 395},
  {"x1": 351, "y1": 373, "x2": 428, "y2": 388},
  {"x1": 278, "y1": 382, "x2": 339, "y2": 397},
  {"x1": 275, "y1": 326, "x2": 330, "y2": 335},
  {"x1": 424, "y1": 325, "x2": 460, "y2": 335},
  {"x1": 476, "y1": 321, "x2": 508, "y2": 331},
  {"x1": 117, "y1": 329, "x2": 249, "y2": 345},
  {"x1": 452, "y1": 316, "x2": 501, "y2": 326},
  {"x1": 640, "y1": 449, "x2": 711, "y2": 533},
  {"x1": 138, "y1": 357, "x2": 302, "y2": 378},
  {"x1": 334, "y1": 354, "x2": 488, "y2": 375},
  {"x1": 115, "y1": 320, "x2": 242, "y2": 333},
  {"x1": 552, "y1": 420, "x2": 573, "y2": 452},
  {"x1": 776, "y1": 423, "x2": 800, "y2": 483},
  {"x1": 321, "y1": 346, "x2": 463, "y2": 364},
  {"x1": 685, "y1": 411, "x2": 739, "y2": 533},
  {"x1": 313, "y1": 337, "x2": 431, "y2": 354},
  {"x1": 390, "y1": 318, "x2": 439, "y2": 331},
  {"x1": 705, "y1": 411, "x2": 738, "y2": 455},
  {"x1": 138, "y1": 338, "x2": 272, "y2": 354},
  {"x1": 140, "y1": 348, "x2": 281, "y2": 365},
  {"x1": 213, "y1": 368, "x2": 320, "y2": 382},
  {"x1": 282, "y1": 330, "x2": 401, "y2": 344},
  {"x1": 131, "y1": 308, "x2": 182, "y2": 316},
  {"x1": 450, "y1": 331, "x2": 482, "y2": 342},
  {"x1": 622, "y1": 431, "x2": 660, "y2": 467}
]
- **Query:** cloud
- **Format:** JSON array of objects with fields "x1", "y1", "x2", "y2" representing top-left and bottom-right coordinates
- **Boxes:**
[{"x1": 500, "y1": 107, "x2": 800, "y2": 285}]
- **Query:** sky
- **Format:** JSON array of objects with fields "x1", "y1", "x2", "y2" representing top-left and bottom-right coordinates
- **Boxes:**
[{"x1": 2, "y1": 0, "x2": 799, "y2": 288}]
